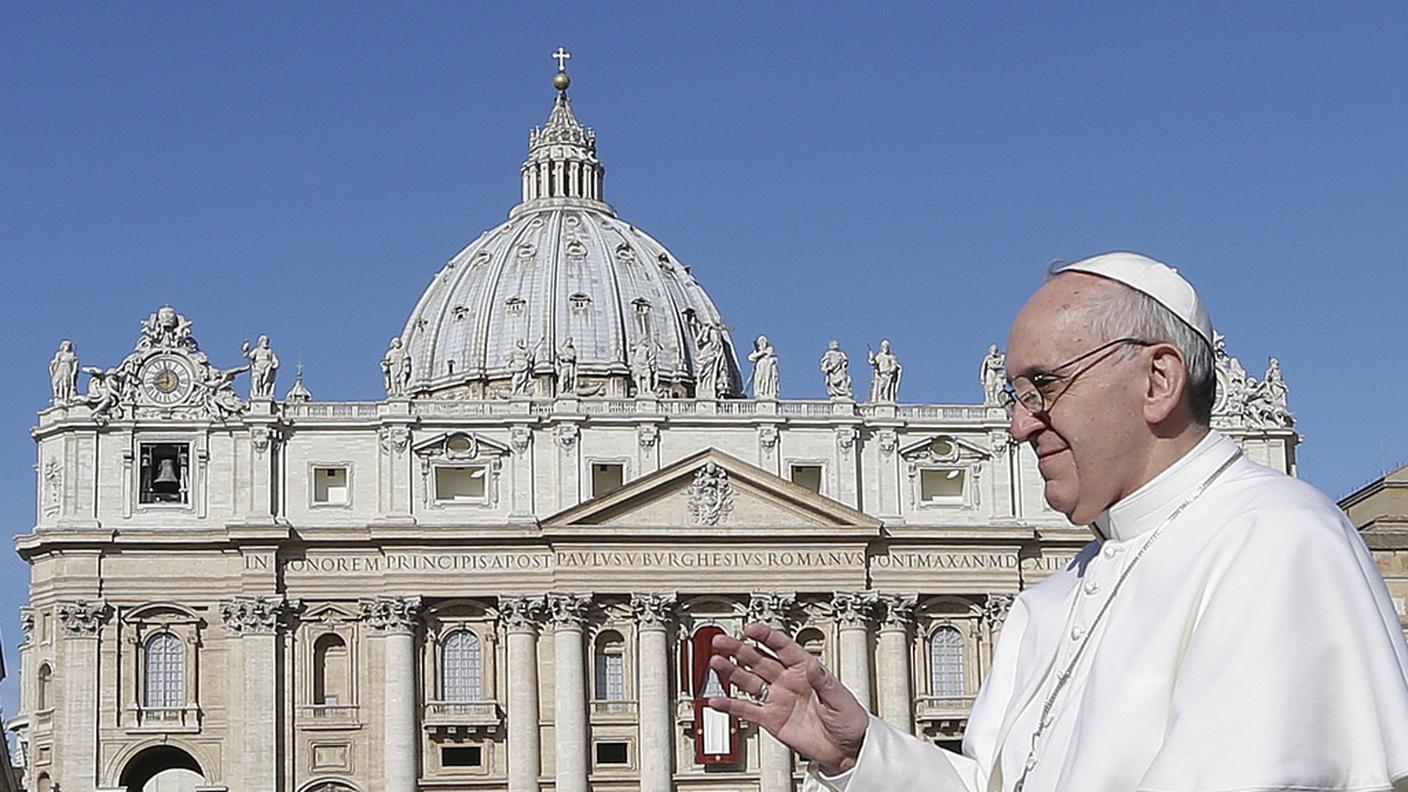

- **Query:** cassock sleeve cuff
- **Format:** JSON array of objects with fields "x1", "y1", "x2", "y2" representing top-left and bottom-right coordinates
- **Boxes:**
[{"x1": 802, "y1": 714, "x2": 983, "y2": 792}]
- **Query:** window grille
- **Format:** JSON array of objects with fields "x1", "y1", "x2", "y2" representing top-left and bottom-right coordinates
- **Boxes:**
[
  {"x1": 144, "y1": 633, "x2": 184, "y2": 708},
  {"x1": 442, "y1": 630, "x2": 483, "y2": 702},
  {"x1": 929, "y1": 626, "x2": 965, "y2": 697}
]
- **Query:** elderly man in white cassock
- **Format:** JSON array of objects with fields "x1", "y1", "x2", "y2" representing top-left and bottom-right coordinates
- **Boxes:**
[{"x1": 708, "y1": 252, "x2": 1408, "y2": 791}]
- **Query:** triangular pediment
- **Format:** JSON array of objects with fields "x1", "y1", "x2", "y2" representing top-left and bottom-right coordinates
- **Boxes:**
[{"x1": 542, "y1": 448, "x2": 881, "y2": 536}]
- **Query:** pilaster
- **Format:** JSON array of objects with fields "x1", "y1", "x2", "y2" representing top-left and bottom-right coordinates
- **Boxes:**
[{"x1": 57, "y1": 600, "x2": 109, "y2": 792}]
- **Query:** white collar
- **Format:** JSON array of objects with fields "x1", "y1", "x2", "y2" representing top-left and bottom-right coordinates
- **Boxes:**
[{"x1": 1092, "y1": 430, "x2": 1237, "y2": 542}]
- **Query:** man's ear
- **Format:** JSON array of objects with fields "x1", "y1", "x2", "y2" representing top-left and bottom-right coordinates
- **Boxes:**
[{"x1": 1144, "y1": 344, "x2": 1188, "y2": 424}]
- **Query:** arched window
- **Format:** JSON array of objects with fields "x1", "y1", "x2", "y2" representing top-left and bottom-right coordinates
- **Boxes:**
[
  {"x1": 594, "y1": 630, "x2": 626, "y2": 701},
  {"x1": 36, "y1": 773, "x2": 51, "y2": 792},
  {"x1": 441, "y1": 629, "x2": 483, "y2": 702},
  {"x1": 929, "y1": 626, "x2": 965, "y2": 697},
  {"x1": 796, "y1": 628, "x2": 826, "y2": 660},
  {"x1": 36, "y1": 663, "x2": 52, "y2": 710},
  {"x1": 143, "y1": 633, "x2": 184, "y2": 709},
  {"x1": 313, "y1": 633, "x2": 349, "y2": 706}
]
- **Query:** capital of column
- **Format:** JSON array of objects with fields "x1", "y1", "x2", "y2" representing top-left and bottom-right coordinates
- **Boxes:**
[
  {"x1": 546, "y1": 592, "x2": 592, "y2": 629},
  {"x1": 747, "y1": 591, "x2": 797, "y2": 629},
  {"x1": 221, "y1": 595, "x2": 298, "y2": 636},
  {"x1": 831, "y1": 591, "x2": 880, "y2": 628},
  {"x1": 878, "y1": 592, "x2": 919, "y2": 632},
  {"x1": 499, "y1": 595, "x2": 547, "y2": 634},
  {"x1": 58, "y1": 599, "x2": 111, "y2": 637},
  {"x1": 630, "y1": 592, "x2": 677, "y2": 630},
  {"x1": 359, "y1": 595, "x2": 422, "y2": 634},
  {"x1": 983, "y1": 593, "x2": 1015, "y2": 626}
]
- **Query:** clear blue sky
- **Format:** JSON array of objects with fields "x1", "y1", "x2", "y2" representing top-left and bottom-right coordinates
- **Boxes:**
[{"x1": 3, "y1": 3, "x2": 1406, "y2": 719}]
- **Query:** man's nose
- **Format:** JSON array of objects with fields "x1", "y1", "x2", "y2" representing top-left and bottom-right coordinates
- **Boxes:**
[{"x1": 1008, "y1": 402, "x2": 1045, "y2": 443}]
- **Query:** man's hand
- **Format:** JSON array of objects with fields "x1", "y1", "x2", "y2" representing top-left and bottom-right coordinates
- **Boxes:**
[{"x1": 708, "y1": 622, "x2": 868, "y2": 775}]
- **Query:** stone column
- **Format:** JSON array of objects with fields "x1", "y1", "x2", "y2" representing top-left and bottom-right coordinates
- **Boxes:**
[
  {"x1": 832, "y1": 592, "x2": 878, "y2": 712},
  {"x1": 631, "y1": 593, "x2": 677, "y2": 792},
  {"x1": 220, "y1": 596, "x2": 292, "y2": 792},
  {"x1": 502, "y1": 597, "x2": 545, "y2": 792},
  {"x1": 748, "y1": 593, "x2": 797, "y2": 792},
  {"x1": 877, "y1": 594, "x2": 918, "y2": 733},
  {"x1": 377, "y1": 423, "x2": 414, "y2": 520},
  {"x1": 57, "y1": 601, "x2": 109, "y2": 792},
  {"x1": 548, "y1": 593, "x2": 592, "y2": 792},
  {"x1": 361, "y1": 596, "x2": 422, "y2": 792}
]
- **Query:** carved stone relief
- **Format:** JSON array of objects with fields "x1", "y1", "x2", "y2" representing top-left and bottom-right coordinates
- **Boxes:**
[{"x1": 686, "y1": 462, "x2": 734, "y2": 526}]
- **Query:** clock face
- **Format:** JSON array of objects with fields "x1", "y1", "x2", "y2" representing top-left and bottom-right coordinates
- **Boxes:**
[{"x1": 140, "y1": 355, "x2": 194, "y2": 405}]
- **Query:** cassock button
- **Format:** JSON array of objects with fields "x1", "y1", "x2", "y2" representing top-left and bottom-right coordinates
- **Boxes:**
[
  {"x1": 1083, "y1": 580, "x2": 1100, "y2": 595},
  {"x1": 1102, "y1": 544, "x2": 1119, "y2": 559},
  {"x1": 1071, "y1": 624, "x2": 1086, "y2": 641}
]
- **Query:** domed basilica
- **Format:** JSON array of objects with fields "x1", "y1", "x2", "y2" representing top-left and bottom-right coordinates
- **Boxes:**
[{"x1": 11, "y1": 53, "x2": 1299, "y2": 792}]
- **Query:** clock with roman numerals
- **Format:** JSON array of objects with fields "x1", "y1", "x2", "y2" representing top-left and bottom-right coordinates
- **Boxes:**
[{"x1": 139, "y1": 354, "x2": 195, "y2": 406}]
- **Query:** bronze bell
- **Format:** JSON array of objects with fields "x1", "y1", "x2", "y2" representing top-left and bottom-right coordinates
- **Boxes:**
[{"x1": 152, "y1": 458, "x2": 181, "y2": 491}]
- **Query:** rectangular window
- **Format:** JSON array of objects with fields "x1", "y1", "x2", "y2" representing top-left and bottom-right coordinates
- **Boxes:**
[
  {"x1": 920, "y1": 468, "x2": 966, "y2": 502},
  {"x1": 595, "y1": 741, "x2": 629, "y2": 765},
  {"x1": 436, "y1": 466, "x2": 488, "y2": 502},
  {"x1": 591, "y1": 463, "x2": 624, "y2": 497},
  {"x1": 139, "y1": 443, "x2": 189, "y2": 504},
  {"x1": 441, "y1": 746, "x2": 482, "y2": 767},
  {"x1": 312, "y1": 467, "x2": 349, "y2": 505},
  {"x1": 790, "y1": 464, "x2": 823, "y2": 493}
]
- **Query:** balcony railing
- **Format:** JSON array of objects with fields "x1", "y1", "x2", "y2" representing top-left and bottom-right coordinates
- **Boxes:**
[
  {"x1": 301, "y1": 703, "x2": 360, "y2": 726},
  {"x1": 128, "y1": 704, "x2": 201, "y2": 733},
  {"x1": 589, "y1": 699, "x2": 638, "y2": 721},
  {"x1": 279, "y1": 397, "x2": 1003, "y2": 423},
  {"x1": 914, "y1": 695, "x2": 976, "y2": 721},
  {"x1": 423, "y1": 700, "x2": 502, "y2": 735}
]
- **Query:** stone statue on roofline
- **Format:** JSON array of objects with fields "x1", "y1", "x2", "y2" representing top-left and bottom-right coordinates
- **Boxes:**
[
  {"x1": 557, "y1": 336, "x2": 578, "y2": 395},
  {"x1": 631, "y1": 335, "x2": 659, "y2": 397},
  {"x1": 819, "y1": 340, "x2": 853, "y2": 400},
  {"x1": 381, "y1": 337, "x2": 412, "y2": 398},
  {"x1": 242, "y1": 334, "x2": 280, "y2": 399},
  {"x1": 868, "y1": 339, "x2": 902, "y2": 403},
  {"x1": 694, "y1": 321, "x2": 728, "y2": 400},
  {"x1": 508, "y1": 338, "x2": 534, "y2": 396},
  {"x1": 980, "y1": 344, "x2": 1006, "y2": 407},
  {"x1": 748, "y1": 335, "x2": 780, "y2": 400},
  {"x1": 50, "y1": 340, "x2": 79, "y2": 405}
]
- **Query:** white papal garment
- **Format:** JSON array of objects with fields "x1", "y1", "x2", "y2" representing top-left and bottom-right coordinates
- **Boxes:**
[{"x1": 808, "y1": 431, "x2": 1408, "y2": 792}]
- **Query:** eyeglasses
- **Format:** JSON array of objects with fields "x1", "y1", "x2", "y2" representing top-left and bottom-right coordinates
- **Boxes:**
[{"x1": 999, "y1": 337, "x2": 1154, "y2": 418}]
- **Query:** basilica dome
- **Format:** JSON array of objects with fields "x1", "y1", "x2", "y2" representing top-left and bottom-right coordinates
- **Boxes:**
[{"x1": 399, "y1": 68, "x2": 743, "y2": 399}]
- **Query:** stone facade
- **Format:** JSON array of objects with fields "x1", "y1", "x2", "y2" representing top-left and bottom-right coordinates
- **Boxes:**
[{"x1": 10, "y1": 55, "x2": 1309, "y2": 792}]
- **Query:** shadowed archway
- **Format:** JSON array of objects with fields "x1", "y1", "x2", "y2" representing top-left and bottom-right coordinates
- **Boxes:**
[{"x1": 118, "y1": 745, "x2": 204, "y2": 791}]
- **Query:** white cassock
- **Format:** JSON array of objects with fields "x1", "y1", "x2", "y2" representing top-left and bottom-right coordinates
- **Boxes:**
[{"x1": 807, "y1": 431, "x2": 1408, "y2": 792}]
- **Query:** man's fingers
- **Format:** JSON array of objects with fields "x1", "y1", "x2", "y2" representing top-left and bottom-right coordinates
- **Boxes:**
[
  {"x1": 713, "y1": 632, "x2": 785, "y2": 680},
  {"x1": 806, "y1": 653, "x2": 856, "y2": 711},
  {"x1": 708, "y1": 654, "x2": 767, "y2": 696},
  {"x1": 706, "y1": 694, "x2": 767, "y2": 724},
  {"x1": 746, "y1": 621, "x2": 815, "y2": 666}
]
